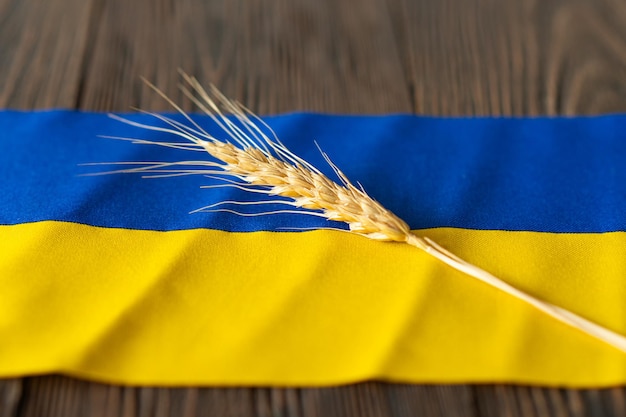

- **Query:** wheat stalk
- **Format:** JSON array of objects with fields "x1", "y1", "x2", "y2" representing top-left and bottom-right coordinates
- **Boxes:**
[{"x1": 96, "y1": 73, "x2": 626, "y2": 354}]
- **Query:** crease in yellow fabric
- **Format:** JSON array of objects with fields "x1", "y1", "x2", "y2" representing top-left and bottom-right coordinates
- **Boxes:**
[{"x1": 1, "y1": 221, "x2": 625, "y2": 387}]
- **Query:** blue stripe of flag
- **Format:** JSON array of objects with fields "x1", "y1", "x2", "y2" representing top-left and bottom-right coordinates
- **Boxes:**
[{"x1": 1, "y1": 110, "x2": 625, "y2": 233}]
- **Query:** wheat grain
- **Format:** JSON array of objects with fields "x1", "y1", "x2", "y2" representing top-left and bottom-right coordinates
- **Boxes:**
[{"x1": 100, "y1": 73, "x2": 626, "y2": 354}]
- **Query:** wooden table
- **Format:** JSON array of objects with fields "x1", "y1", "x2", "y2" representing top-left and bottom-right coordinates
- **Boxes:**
[{"x1": 1, "y1": 0, "x2": 626, "y2": 415}]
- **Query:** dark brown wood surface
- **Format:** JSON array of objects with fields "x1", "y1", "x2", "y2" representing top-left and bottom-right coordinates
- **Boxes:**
[{"x1": 1, "y1": 0, "x2": 626, "y2": 415}]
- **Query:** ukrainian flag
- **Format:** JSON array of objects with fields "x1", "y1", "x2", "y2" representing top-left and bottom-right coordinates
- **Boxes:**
[{"x1": 1, "y1": 110, "x2": 625, "y2": 386}]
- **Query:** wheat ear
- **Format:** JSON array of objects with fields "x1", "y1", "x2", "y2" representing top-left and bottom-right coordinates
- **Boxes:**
[{"x1": 100, "y1": 73, "x2": 626, "y2": 354}]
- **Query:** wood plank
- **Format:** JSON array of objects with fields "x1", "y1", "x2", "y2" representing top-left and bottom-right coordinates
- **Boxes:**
[
  {"x1": 0, "y1": 379, "x2": 22, "y2": 417},
  {"x1": 473, "y1": 385, "x2": 626, "y2": 417},
  {"x1": 0, "y1": 0, "x2": 96, "y2": 109},
  {"x1": 386, "y1": 0, "x2": 626, "y2": 115},
  {"x1": 78, "y1": 0, "x2": 411, "y2": 114},
  {"x1": 8, "y1": 377, "x2": 626, "y2": 417}
]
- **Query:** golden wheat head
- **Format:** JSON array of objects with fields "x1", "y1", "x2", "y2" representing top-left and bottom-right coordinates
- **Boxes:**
[{"x1": 98, "y1": 72, "x2": 429, "y2": 249}]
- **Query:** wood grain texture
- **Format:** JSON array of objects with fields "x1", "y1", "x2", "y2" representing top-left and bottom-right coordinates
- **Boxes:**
[
  {"x1": 1, "y1": 0, "x2": 626, "y2": 416},
  {"x1": 0, "y1": 0, "x2": 95, "y2": 108},
  {"x1": 4, "y1": 378, "x2": 626, "y2": 417},
  {"x1": 0, "y1": 380, "x2": 21, "y2": 417},
  {"x1": 78, "y1": 0, "x2": 412, "y2": 113},
  {"x1": 386, "y1": 0, "x2": 626, "y2": 115}
]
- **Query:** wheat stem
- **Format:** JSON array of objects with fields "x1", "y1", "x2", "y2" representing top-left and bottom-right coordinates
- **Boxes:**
[{"x1": 408, "y1": 236, "x2": 626, "y2": 352}]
